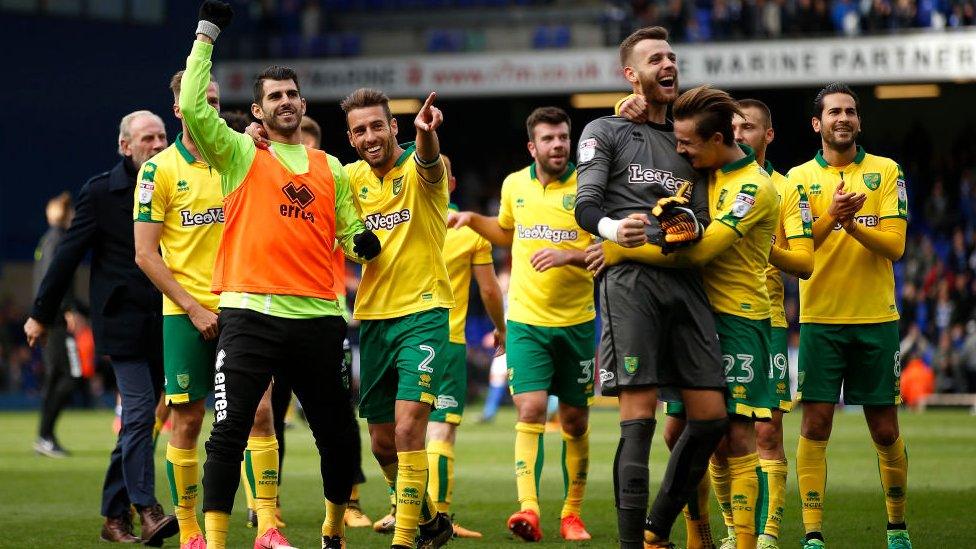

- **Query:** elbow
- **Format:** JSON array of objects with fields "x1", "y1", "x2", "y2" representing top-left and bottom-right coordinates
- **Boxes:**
[
  {"x1": 888, "y1": 246, "x2": 905, "y2": 263},
  {"x1": 134, "y1": 249, "x2": 151, "y2": 272},
  {"x1": 796, "y1": 254, "x2": 815, "y2": 280}
]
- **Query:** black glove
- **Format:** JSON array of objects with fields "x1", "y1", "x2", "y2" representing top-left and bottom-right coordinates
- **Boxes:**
[
  {"x1": 198, "y1": 0, "x2": 233, "y2": 38},
  {"x1": 353, "y1": 230, "x2": 381, "y2": 260}
]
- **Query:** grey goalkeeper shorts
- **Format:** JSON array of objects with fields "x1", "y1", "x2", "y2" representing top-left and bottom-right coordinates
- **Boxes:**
[{"x1": 598, "y1": 262, "x2": 725, "y2": 396}]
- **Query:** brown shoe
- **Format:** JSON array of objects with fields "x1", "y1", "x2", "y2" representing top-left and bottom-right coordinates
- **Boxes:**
[
  {"x1": 100, "y1": 514, "x2": 141, "y2": 543},
  {"x1": 136, "y1": 503, "x2": 178, "y2": 547}
]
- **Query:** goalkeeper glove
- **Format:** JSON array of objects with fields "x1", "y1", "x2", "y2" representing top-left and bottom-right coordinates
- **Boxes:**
[
  {"x1": 197, "y1": 0, "x2": 234, "y2": 41},
  {"x1": 651, "y1": 181, "x2": 702, "y2": 253},
  {"x1": 353, "y1": 230, "x2": 381, "y2": 260}
]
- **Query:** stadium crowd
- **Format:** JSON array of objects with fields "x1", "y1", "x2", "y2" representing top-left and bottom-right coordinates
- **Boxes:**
[{"x1": 212, "y1": 0, "x2": 976, "y2": 58}]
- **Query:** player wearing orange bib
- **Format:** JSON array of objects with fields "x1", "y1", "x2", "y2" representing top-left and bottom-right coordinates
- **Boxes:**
[{"x1": 133, "y1": 70, "x2": 280, "y2": 549}]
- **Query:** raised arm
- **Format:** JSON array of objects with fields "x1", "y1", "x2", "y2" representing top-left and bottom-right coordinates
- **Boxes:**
[
  {"x1": 413, "y1": 92, "x2": 445, "y2": 184},
  {"x1": 181, "y1": 1, "x2": 254, "y2": 192}
]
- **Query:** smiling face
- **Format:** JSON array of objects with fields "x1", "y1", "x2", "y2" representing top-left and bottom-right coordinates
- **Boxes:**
[
  {"x1": 252, "y1": 78, "x2": 306, "y2": 136},
  {"x1": 121, "y1": 114, "x2": 168, "y2": 167},
  {"x1": 813, "y1": 92, "x2": 860, "y2": 151},
  {"x1": 528, "y1": 121, "x2": 570, "y2": 178},
  {"x1": 674, "y1": 117, "x2": 725, "y2": 171},
  {"x1": 346, "y1": 105, "x2": 399, "y2": 169},
  {"x1": 624, "y1": 38, "x2": 679, "y2": 107}
]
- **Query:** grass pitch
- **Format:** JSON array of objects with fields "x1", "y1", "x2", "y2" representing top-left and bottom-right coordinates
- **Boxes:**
[{"x1": 0, "y1": 406, "x2": 973, "y2": 548}]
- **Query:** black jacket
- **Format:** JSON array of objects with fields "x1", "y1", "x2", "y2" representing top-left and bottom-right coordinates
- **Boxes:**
[{"x1": 31, "y1": 158, "x2": 162, "y2": 358}]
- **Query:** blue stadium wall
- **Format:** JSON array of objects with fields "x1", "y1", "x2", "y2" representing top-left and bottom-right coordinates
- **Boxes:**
[{"x1": 1, "y1": 5, "x2": 197, "y2": 262}]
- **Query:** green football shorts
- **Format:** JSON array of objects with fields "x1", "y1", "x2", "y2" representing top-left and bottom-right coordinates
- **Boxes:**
[
  {"x1": 770, "y1": 326, "x2": 793, "y2": 412},
  {"x1": 163, "y1": 314, "x2": 216, "y2": 405},
  {"x1": 506, "y1": 319, "x2": 596, "y2": 408},
  {"x1": 798, "y1": 321, "x2": 901, "y2": 405},
  {"x1": 667, "y1": 313, "x2": 775, "y2": 419},
  {"x1": 358, "y1": 308, "x2": 450, "y2": 424},
  {"x1": 429, "y1": 342, "x2": 467, "y2": 425}
]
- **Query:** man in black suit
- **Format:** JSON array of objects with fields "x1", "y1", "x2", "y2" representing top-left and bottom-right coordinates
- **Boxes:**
[{"x1": 24, "y1": 110, "x2": 178, "y2": 546}]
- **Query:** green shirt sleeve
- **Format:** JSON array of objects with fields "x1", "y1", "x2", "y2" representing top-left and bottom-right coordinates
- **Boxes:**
[
  {"x1": 329, "y1": 155, "x2": 366, "y2": 257},
  {"x1": 179, "y1": 40, "x2": 255, "y2": 196}
]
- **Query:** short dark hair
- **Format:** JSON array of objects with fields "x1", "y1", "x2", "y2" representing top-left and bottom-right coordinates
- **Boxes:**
[
  {"x1": 340, "y1": 88, "x2": 392, "y2": 123},
  {"x1": 619, "y1": 26, "x2": 669, "y2": 67},
  {"x1": 220, "y1": 110, "x2": 251, "y2": 133},
  {"x1": 253, "y1": 65, "x2": 301, "y2": 104},
  {"x1": 301, "y1": 115, "x2": 322, "y2": 147},
  {"x1": 525, "y1": 106, "x2": 571, "y2": 141},
  {"x1": 737, "y1": 98, "x2": 772, "y2": 129},
  {"x1": 672, "y1": 85, "x2": 742, "y2": 146},
  {"x1": 813, "y1": 82, "x2": 859, "y2": 119}
]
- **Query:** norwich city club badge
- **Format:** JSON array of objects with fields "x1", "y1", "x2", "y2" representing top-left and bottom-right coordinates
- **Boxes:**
[
  {"x1": 177, "y1": 373, "x2": 190, "y2": 390},
  {"x1": 392, "y1": 176, "x2": 404, "y2": 196},
  {"x1": 562, "y1": 193, "x2": 576, "y2": 210},
  {"x1": 863, "y1": 172, "x2": 881, "y2": 190},
  {"x1": 624, "y1": 356, "x2": 639, "y2": 374}
]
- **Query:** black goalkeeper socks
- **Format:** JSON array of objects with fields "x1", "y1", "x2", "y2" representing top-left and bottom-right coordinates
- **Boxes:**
[{"x1": 614, "y1": 418, "x2": 656, "y2": 548}]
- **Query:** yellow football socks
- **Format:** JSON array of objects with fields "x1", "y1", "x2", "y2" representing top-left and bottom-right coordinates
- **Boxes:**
[
  {"x1": 874, "y1": 436, "x2": 908, "y2": 525},
  {"x1": 427, "y1": 439, "x2": 455, "y2": 514},
  {"x1": 560, "y1": 428, "x2": 589, "y2": 518},
  {"x1": 797, "y1": 436, "x2": 828, "y2": 534},
  {"x1": 392, "y1": 449, "x2": 429, "y2": 547},
  {"x1": 683, "y1": 474, "x2": 714, "y2": 549},
  {"x1": 322, "y1": 497, "x2": 346, "y2": 538},
  {"x1": 514, "y1": 422, "x2": 545, "y2": 514},
  {"x1": 728, "y1": 453, "x2": 760, "y2": 549},
  {"x1": 244, "y1": 435, "x2": 279, "y2": 536},
  {"x1": 166, "y1": 444, "x2": 202, "y2": 543},
  {"x1": 759, "y1": 458, "x2": 788, "y2": 539},
  {"x1": 204, "y1": 510, "x2": 229, "y2": 549},
  {"x1": 709, "y1": 459, "x2": 735, "y2": 529}
]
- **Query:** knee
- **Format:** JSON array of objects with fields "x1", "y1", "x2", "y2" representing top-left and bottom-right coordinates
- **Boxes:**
[
  {"x1": 662, "y1": 421, "x2": 683, "y2": 450},
  {"x1": 371, "y1": 432, "x2": 396, "y2": 463},
  {"x1": 516, "y1": 401, "x2": 547, "y2": 424},
  {"x1": 755, "y1": 421, "x2": 782, "y2": 453},
  {"x1": 869, "y1": 424, "x2": 899, "y2": 446},
  {"x1": 251, "y1": 399, "x2": 275, "y2": 436},
  {"x1": 560, "y1": 411, "x2": 589, "y2": 437},
  {"x1": 800, "y1": 414, "x2": 832, "y2": 441},
  {"x1": 393, "y1": 416, "x2": 425, "y2": 448}
]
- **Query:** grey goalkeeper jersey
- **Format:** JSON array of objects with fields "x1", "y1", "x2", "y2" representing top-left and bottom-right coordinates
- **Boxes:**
[{"x1": 576, "y1": 115, "x2": 709, "y2": 246}]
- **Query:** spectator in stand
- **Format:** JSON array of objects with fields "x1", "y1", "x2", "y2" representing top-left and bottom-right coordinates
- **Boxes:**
[
  {"x1": 925, "y1": 179, "x2": 957, "y2": 236},
  {"x1": 959, "y1": 320, "x2": 976, "y2": 391},
  {"x1": 900, "y1": 353, "x2": 934, "y2": 407},
  {"x1": 866, "y1": 0, "x2": 895, "y2": 30},
  {"x1": 932, "y1": 331, "x2": 964, "y2": 393}
]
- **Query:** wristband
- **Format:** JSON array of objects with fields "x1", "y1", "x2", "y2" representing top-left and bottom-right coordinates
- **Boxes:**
[
  {"x1": 196, "y1": 20, "x2": 221, "y2": 41},
  {"x1": 415, "y1": 153, "x2": 441, "y2": 168},
  {"x1": 598, "y1": 217, "x2": 621, "y2": 243}
]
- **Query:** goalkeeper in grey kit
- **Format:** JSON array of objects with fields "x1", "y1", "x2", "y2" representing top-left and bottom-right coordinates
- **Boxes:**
[{"x1": 574, "y1": 26, "x2": 729, "y2": 548}]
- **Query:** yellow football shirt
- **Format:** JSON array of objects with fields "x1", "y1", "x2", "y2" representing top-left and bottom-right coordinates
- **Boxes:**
[
  {"x1": 444, "y1": 213, "x2": 494, "y2": 344},
  {"x1": 789, "y1": 146, "x2": 907, "y2": 324},
  {"x1": 134, "y1": 135, "x2": 223, "y2": 315},
  {"x1": 498, "y1": 163, "x2": 594, "y2": 327},
  {"x1": 703, "y1": 149, "x2": 778, "y2": 319},
  {"x1": 347, "y1": 143, "x2": 454, "y2": 320},
  {"x1": 764, "y1": 163, "x2": 813, "y2": 328}
]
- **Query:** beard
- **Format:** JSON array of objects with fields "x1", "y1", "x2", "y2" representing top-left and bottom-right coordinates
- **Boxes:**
[
  {"x1": 639, "y1": 73, "x2": 679, "y2": 106},
  {"x1": 538, "y1": 154, "x2": 568, "y2": 177},
  {"x1": 264, "y1": 107, "x2": 301, "y2": 136},
  {"x1": 359, "y1": 138, "x2": 395, "y2": 168},
  {"x1": 821, "y1": 124, "x2": 859, "y2": 150}
]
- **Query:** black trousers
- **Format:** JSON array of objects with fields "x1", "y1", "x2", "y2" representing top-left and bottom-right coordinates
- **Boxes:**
[
  {"x1": 202, "y1": 309, "x2": 360, "y2": 513},
  {"x1": 271, "y1": 337, "x2": 367, "y2": 488},
  {"x1": 38, "y1": 325, "x2": 80, "y2": 439}
]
